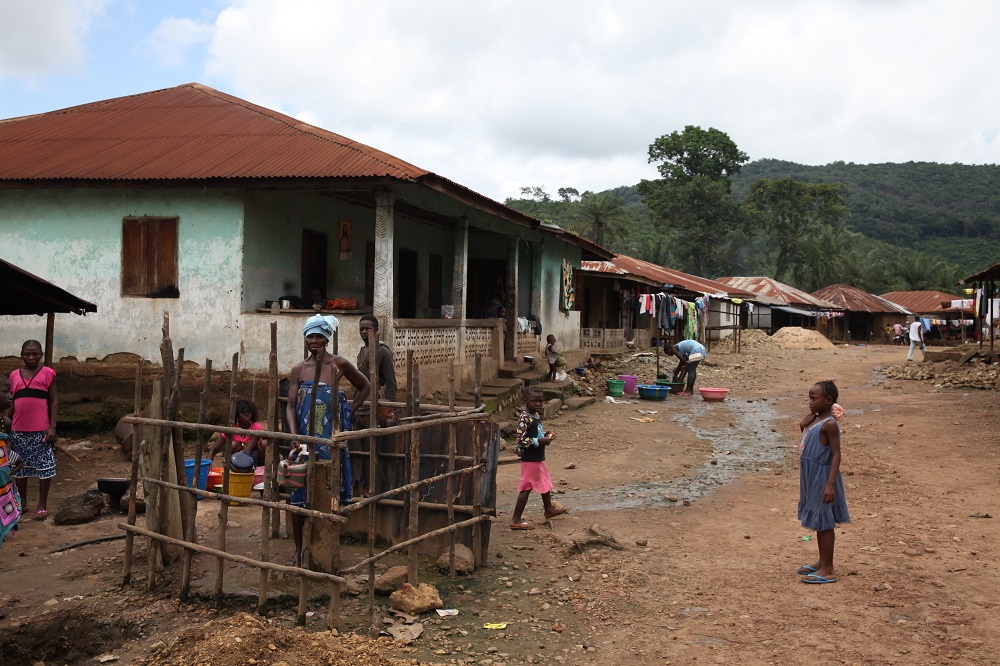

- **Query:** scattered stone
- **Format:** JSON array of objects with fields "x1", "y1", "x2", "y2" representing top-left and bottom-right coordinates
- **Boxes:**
[
  {"x1": 389, "y1": 583, "x2": 443, "y2": 614},
  {"x1": 436, "y1": 543, "x2": 476, "y2": 575},
  {"x1": 374, "y1": 566, "x2": 409, "y2": 595},
  {"x1": 874, "y1": 582, "x2": 893, "y2": 592},
  {"x1": 635, "y1": 539, "x2": 648, "y2": 547},
  {"x1": 564, "y1": 463, "x2": 577, "y2": 470},
  {"x1": 54, "y1": 490, "x2": 105, "y2": 525}
]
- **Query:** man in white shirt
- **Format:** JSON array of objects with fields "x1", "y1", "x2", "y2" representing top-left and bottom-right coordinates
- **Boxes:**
[{"x1": 907, "y1": 318, "x2": 926, "y2": 361}]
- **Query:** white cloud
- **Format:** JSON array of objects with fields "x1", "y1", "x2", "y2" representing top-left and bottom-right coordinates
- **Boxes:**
[
  {"x1": 143, "y1": 17, "x2": 214, "y2": 68},
  {"x1": 149, "y1": 0, "x2": 1000, "y2": 196},
  {"x1": 0, "y1": 0, "x2": 111, "y2": 80}
]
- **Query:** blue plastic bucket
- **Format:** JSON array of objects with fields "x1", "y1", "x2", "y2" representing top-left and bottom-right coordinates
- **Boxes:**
[{"x1": 184, "y1": 458, "x2": 212, "y2": 490}]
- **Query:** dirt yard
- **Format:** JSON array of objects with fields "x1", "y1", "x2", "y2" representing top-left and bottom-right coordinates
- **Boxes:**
[{"x1": 1, "y1": 341, "x2": 998, "y2": 665}]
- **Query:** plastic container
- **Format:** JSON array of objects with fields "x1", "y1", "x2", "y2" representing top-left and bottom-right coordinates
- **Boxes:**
[
  {"x1": 575, "y1": 367, "x2": 586, "y2": 376},
  {"x1": 231, "y1": 451, "x2": 255, "y2": 472},
  {"x1": 226, "y1": 472, "x2": 255, "y2": 500},
  {"x1": 699, "y1": 387, "x2": 730, "y2": 402},
  {"x1": 206, "y1": 467, "x2": 224, "y2": 491},
  {"x1": 607, "y1": 378, "x2": 625, "y2": 397},
  {"x1": 637, "y1": 384, "x2": 669, "y2": 400},
  {"x1": 617, "y1": 374, "x2": 639, "y2": 394},
  {"x1": 184, "y1": 458, "x2": 212, "y2": 490}
]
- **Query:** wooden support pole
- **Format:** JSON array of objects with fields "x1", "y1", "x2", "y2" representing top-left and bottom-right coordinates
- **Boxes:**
[
  {"x1": 181, "y1": 359, "x2": 212, "y2": 599},
  {"x1": 472, "y1": 418, "x2": 483, "y2": 567},
  {"x1": 122, "y1": 359, "x2": 143, "y2": 586},
  {"x1": 340, "y1": 465, "x2": 482, "y2": 513},
  {"x1": 261, "y1": 323, "x2": 278, "y2": 614},
  {"x1": 119, "y1": 524, "x2": 347, "y2": 584},
  {"x1": 270, "y1": 324, "x2": 282, "y2": 537},
  {"x1": 143, "y1": 477, "x2": 346, "y2": 522},
  {"x1": 474, "y1": 353, "x2": 482, "y2": 409},
  {"x1": 44, "y1": 312, "x2": 54, "y2": 367},
  {"x1": 447, "y1": 421, "x2": 457, "y2": 577},
  {"x1": 407, "y1": 364, "x2": 421, "y2": 585},
  {"x1": 215, "y1": 352, "x2": 239, "y2": 608},
  {"x1": 339, "y1": 515, "x2": 491, "y2": 575},
  {"x1": 365, "y1": 329, "x2": 381, "y2": 634}
]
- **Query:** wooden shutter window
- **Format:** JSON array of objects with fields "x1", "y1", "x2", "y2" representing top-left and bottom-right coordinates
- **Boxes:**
[{"x1": 122, "y1": 216, "x2": 179, "y2": 298}]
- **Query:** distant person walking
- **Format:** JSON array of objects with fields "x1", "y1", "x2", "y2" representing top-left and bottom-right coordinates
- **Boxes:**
[{"x1": 907, "y1": 318, "x2": 926, "y2": 361}]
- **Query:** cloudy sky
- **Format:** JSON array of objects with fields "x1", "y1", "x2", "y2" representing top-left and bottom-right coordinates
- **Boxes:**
[{"x1": 2, "y1": 0, "x2": 999, "y2": 201}]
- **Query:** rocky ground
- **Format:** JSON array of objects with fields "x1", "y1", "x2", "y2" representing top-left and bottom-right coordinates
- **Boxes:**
[{"x1": 1, "y1": 332, "x2": 998, "y2": 665}]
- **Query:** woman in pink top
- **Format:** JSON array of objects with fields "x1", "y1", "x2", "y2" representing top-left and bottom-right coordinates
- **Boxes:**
[{"x1": 6, "y1": 340, "x2": 58, "y2": 521}]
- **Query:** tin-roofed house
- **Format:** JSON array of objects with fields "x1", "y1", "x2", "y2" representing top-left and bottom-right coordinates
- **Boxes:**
[
  {"x1": 0, "y1": 83, "x2": 609, "y2": 389},
  {"x1": 579, "y1": 254, "x2": 749, "y2": 352},
  {"x1": 880, "y1": 290, "x2": 975, "y2": 345},
  {"x1": 811, "y1": 284, "x2": 910, "y2": 343},
  {"x1": 715, "y1": 276, "x2": 839, "y2": 334}
]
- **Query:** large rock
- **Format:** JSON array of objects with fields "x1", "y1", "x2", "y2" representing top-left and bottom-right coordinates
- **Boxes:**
[
  {"x1": 389, "y1": 583, "x2": 443, "y2": 614},
  {"x1": 436, "y1": 543, "x2": 475, "y2": 574},
  {"x1": 54, "y1": 490, "x2": 105, "y2": 525},
  {"x1": 374, "y1": 566, "x2": 409, "y2": 595}
]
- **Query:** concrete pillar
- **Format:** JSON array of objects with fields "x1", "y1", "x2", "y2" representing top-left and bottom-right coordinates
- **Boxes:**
[
  {"x1": 451, "y1": 218, "x2": 469, "y2": 321},
  {"x1": 531, "y1": 242, "x2": 543, "y2": 320},
  {"x1": 504, "y1": 237, "x2": 519, "y2": 360},
  {"x1": 374, "y1": 191, "x2": 395, "y2": 345}
]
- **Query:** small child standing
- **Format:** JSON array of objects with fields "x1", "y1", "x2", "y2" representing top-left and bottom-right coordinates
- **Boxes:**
[
  {"x1": 544, "y1": 335, "x2": 558, "y2": 382},
  {"x1": 509, "y1": 386, "x2": 568, "y2": 530},
  {"x1": 796, "y1": 380, "x2": 850, "y2": 584},
  {"x1": 7, "y1": 340, "x2": 58, "y2": 521}
]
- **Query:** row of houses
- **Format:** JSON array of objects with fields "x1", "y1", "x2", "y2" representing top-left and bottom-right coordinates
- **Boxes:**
[{"x1": 0, "y1": 83, "x2": 990, "y2": 397}]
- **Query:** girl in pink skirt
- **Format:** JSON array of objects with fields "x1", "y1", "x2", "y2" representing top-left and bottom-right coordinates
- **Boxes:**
[{"x1": 509, "y1": 386, "x2": 568, "y2": 530}]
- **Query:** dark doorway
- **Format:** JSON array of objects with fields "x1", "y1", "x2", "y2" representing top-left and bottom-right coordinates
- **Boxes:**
[
  {"x1": 397, "y1": 248, "x2": 418, "y2": 318},
  {"x1": 301, "y1": 229, "x2": 328, "y2": 300},
  {"x1": 468, "y1": 258, "x2": 506, "y2": 319}
]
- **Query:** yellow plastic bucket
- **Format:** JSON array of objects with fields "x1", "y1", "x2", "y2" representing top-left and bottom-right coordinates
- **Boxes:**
[{"x1": 226, "y1": 472, "x2": 254, "y2": 503}]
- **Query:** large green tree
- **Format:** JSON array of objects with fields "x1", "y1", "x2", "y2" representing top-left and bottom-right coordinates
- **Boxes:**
[
  {"x1": 637, "y1": 126, "x2": 749, "y2": 276},
  {"x1": 745, "y1": 177, "x2": 849, "y2": 283}
]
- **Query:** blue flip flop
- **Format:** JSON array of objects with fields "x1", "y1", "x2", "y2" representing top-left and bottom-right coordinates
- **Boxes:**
[
  {"x1": 796, "y1": 565, "x2": 817, "y2": 575},
  {"x1": 802, "y1": 574, "x2": 837, "y2": 584}
]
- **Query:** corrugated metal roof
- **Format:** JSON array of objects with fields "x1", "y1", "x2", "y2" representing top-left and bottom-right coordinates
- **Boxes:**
[
  {"x1": 580, "y1": 255, "x2": 751, "y2": 299},
  {"x1": 961, "y1": 262, "x2": 1000, "y2": 283},
  {"x1": 1, "y1": 257, "x2": 97, "y2": 315},
  {"x1": 0, "y1": 83, "x2": 613, "y2": 261},
  {"x1": 716, "y1": 276, "x2": 837, "y2": 309},
  {"x1": 880, "y1": 290, "x2": 967, "y2": 315},
  {"x1": 812, "y1": 284, "x2": 911, "y2": 315},
  {"x1": 0, "y1": 83, "x2": 427, "y2": 181}
]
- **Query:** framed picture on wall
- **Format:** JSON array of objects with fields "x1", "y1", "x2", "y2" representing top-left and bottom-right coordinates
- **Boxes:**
[{"x1": 338, "y1": 219, "x2": 353, "y2": 260}]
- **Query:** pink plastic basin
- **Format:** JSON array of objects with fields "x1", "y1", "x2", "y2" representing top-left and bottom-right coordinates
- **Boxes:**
[{"x1": 699, "y1": 387, "x2": 729, "y2": 402}]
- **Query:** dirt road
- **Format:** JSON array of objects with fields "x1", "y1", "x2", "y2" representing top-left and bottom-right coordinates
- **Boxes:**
[{"x1": 1, "y1": 343, "x2": 997, "y2": 665}]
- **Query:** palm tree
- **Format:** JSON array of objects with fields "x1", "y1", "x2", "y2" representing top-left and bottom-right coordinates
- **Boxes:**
[{"x1": 573, "y1": 192, "x2": 627, "y2": 248}]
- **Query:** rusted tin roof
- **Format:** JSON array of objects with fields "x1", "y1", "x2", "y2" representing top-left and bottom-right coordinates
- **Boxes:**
[
  {"x1": 715, "y1": 276, "x2": 837, "y2": 309},
  {"x1": 880, "y1": 290, "x2": 968, "y2": 315},
  {"x1": 580, "y1": 255, "x2": 751, "y2": 299},
  {"x1": 812, "y1": 284, "x2": 911, "y2": 315},
  {"x1": 0, "y1": 84, "x2": 614, "y2": 260},
  {"x1": 1, "y1": 257, "x2": 97, "y2": 316},
  {"x1": 961, "y1": 262, "x2": 1000, "y2": 283},
  {"x1": 0, "y1": 83, "x2": 428, "y2": 182}
]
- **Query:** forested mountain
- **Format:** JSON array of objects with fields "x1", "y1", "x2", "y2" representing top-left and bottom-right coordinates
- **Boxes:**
[
  {"x1": 730, "y1": 159, "x2": 1000, "y2": 274},
  {"x1": 506, "y1": 159, "x2": 1000, "y2": 290}
]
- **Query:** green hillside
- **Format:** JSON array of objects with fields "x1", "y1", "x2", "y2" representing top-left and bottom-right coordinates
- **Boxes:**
[{"x1": 730, "y1": 159, "x2": 1000, "y2": 276}]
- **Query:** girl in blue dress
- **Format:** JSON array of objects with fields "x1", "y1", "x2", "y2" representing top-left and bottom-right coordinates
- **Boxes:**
[{"x1": 797, "y1": 380, "x2": 849, "y2": 584}]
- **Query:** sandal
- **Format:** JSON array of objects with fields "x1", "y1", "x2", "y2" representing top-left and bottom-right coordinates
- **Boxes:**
[
  {"x1": 35, "y1": 509, "x2": 49, "y2": 521},
  {"x1": 510, "y1": 521, "x2": 535, "y2": 530},
  {"x1": 544, "y1": 507, "x2": 569, "y2": 519}
]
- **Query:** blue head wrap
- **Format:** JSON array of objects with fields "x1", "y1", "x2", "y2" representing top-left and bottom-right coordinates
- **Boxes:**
[{"x1": 303, "y1": 314, "x2": 339, "y2": 340}]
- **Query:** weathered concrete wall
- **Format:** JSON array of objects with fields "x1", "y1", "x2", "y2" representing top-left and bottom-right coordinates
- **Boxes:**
[{"x1": 0, "y1": 188, "x2": 245, "y2": 364}]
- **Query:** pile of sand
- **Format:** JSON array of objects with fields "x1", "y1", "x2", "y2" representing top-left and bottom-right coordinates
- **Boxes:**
[
  {"x1": 711, "y1": 328, "x2": 780, "y2": 353},
  {"x1": 770, "y1": 327, "x2": 836, "y2": 350}
]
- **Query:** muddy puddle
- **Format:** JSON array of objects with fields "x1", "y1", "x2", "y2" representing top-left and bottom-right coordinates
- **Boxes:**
[{"x1": 569, "y1": 398, "x2": 792, "y2": 511}]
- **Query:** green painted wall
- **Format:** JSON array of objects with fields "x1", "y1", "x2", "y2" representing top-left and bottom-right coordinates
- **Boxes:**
[{"x1": 0, "y1": 188, "x2": 244, "y2": 363}]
